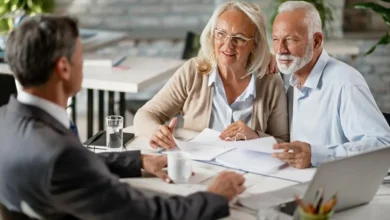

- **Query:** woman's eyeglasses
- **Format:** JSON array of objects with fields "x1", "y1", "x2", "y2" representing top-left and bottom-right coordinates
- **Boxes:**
[{"x1": 214, "y1": 29, "x2": 253, "y2": 47}]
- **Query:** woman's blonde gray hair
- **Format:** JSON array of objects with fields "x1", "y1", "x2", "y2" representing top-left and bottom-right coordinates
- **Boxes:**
[{"x1": 196, "y1": 1, "x2": 270, "y2": 77}]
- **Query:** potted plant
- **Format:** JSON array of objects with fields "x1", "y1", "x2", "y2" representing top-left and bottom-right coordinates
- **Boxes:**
[
  {"x1": 354, "y1": 0, "x2": 390, "y2": 55},
  {"x1": 0, "y1": 0, "x2": 54, "y2": 51}
]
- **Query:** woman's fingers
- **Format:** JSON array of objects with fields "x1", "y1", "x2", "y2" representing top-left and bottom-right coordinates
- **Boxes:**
[
  {"x1": 150, "y1": 131, "x2": 172, "y2": 149},
  {"x1": 160, "y1": 125, "x2": 175, "y2": 146}
]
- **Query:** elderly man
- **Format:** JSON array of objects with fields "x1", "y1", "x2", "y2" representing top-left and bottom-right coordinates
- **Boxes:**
[
  {"x1": 0, "y1": 15, "x2": 245, "y2": 220},
  {"x1": 271, "y1": 1, "x2": 390, "y2": 168}
]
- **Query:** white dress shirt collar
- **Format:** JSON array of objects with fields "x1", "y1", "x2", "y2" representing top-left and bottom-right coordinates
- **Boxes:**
[
  {"x1": 17, "y1": 90, "x2": 70, "y2": 129},
  {"x1": 208, "y1": 67, "x2": 256, "y2": 99},
  {"x1": 289, "y1": 50, "x2": 329, "y2": 90}
]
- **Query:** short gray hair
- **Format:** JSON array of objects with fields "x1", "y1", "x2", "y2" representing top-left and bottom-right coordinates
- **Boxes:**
[
  {"x1": 6, "y1": 15, "x2": 79, "y2": 87},
  {"x1": 197, "y1": 1, "x2": 270, "y2": 77},
  {"x1": 278, "y1": 1, "x2": 322, "y2": 39}
]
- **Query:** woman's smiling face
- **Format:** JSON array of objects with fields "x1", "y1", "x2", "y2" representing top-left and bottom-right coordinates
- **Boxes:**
[{"x1": 214, "y1": 9, "x2": 256, "y2": 69}]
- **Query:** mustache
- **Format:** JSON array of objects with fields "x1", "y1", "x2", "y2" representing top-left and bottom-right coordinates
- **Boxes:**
[{"x1": 276, "y1": 54, "x2": 296, "y2": 60}]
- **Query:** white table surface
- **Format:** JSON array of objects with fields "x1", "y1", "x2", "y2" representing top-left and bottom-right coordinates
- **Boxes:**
[
  {"x1": 107, "y1": 126, "x2": 390, "y2": 220},
  {"x1": 0, "y1": 57, "x2": 184, "y2": 93},
  {"x1": 80, "y1": 29, "x2": 127, "y2": 52}
]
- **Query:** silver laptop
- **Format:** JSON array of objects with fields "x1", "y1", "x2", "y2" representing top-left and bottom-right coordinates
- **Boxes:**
[{"x1": 238, "y1": 146, "x2": 390, "y2": 216}]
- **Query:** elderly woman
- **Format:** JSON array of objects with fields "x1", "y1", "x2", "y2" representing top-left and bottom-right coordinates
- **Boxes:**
[{"x1": 134, "y1": 1, "x2": 289, "y2": 149}]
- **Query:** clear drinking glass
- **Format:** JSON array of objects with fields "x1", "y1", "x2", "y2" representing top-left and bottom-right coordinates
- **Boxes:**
[{"x1": 106, "y1": 115, "x2": 123, "y2": 150}]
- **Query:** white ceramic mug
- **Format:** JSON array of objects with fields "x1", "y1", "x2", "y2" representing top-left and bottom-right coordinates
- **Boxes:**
[{"x1": 167, "y1": 152, "x2": 192, "y2": 183}]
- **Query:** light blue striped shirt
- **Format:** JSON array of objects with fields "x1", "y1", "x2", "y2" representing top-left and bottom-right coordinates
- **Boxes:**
[
  {"x1": 289, "y1": 50, "x2": 390, "y2": 166},
  {"x1": 208, "y1": 68, "x2": 256, "y2": 132}
]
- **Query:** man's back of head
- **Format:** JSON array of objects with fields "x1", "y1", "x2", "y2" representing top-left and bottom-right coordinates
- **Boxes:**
[{"x1": 6, "y1": 15, "x2": 83, "y2": 108}]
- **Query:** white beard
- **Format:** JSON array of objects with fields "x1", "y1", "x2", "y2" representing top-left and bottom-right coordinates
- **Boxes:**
[{"x1": 276, "y1": 40, "x2": 314, "y2": 75}]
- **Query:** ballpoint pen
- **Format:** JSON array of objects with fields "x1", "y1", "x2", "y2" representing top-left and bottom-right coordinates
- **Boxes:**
[{"x1": 112, "y1": 56, "x2": 127, "y2": 67}]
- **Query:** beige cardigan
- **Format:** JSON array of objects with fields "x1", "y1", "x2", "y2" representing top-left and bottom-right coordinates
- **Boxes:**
[{"x1": 134, "y1": 58, "x2": 289, "y2": 143}]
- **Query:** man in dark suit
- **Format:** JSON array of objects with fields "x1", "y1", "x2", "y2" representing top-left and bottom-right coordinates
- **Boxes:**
[{"x1": 0, "y1": 15, "x2": 246, "y2": 220}]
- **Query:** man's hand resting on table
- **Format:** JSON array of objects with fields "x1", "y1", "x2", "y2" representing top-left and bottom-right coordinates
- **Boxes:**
[
  {"x1": 207, "y1": 171, "x2": 246, "y2": 201},
  {"x1": 142, "y1": 154, "x2": 172, "y2": 183},
  {"x1": 141, "y1": 155, "x2": 246, "y2": 201},
  {"x1": 142, "y1": 154, "x2": 195, "y2": 184}
]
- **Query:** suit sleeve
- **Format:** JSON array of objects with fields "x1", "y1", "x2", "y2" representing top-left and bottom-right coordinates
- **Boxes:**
[
  {"x1": 97, "y1": 151, "x2": 142, "y2": 178},
  {"x1": 49, "y1": 147, "x2": 229, "y2": 220}
]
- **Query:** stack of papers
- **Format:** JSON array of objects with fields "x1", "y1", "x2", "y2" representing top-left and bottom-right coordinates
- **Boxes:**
[
  {"x1": 215, "y1": 149, "x2": 286, "y2": 174},
  {"x1": 223, "y1": 136, "x2": 278, "y2": 154},
  {"x1": 169, "y1": 128, "x2": 316, "y2": 183},
  {"x1": 172, "y1": 128, "x2": 280, "y2": 161},
  {"x1": 173, "y1": 130, "x2": 234, "y2": 161}
]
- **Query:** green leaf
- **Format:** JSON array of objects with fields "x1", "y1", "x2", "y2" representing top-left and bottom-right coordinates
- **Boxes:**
[
  {"x1": 26, "y1": 0, "x2": 33, "y2": 8},
  {"x1": 377, "y1": 33, "x2": 390, "y2": 45},
  {"x1": 354, "y1": 2, "x2": 390, "y2": 27},
  {"x1": 365, "y1": 33, "x2": 390, "y2": 55},
  {"x1": 382, "y1": 14, "x2": 390, "y2": 26},
  {"x1": 354, "y1": 2, "x2": 389, "y2": 14},
  {"x1": 365, "y1": 44, "x2": 377, "y2": 56}
]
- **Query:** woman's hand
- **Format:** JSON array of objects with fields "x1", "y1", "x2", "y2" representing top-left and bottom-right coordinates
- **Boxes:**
[
  {"x1": 150, "y1": 118, "x2": 177, "y2": 149},
  {"x1": 267, "y1": 53, "x2": 278, "y2": 74},
  {"x1": 220, "y1": 120, "x2": 259, "y2": 140}
]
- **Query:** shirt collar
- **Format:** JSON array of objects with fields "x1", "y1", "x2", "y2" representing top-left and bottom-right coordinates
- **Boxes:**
[
  {"x1": 17, "y1": 90, "x2": 70, "y2": 129},
  {"x1": 289, "y1": 49, "x2": 329, "y2": 90},
  {"x1": 242, "y1": 73, "x2": 256, "y2": 99},
  {"x1": 208, "y1": 67, "x2": 256, "y2": 99},
  {"x1": 208, "y1": 67, "x2": 218, "y2": 87}
]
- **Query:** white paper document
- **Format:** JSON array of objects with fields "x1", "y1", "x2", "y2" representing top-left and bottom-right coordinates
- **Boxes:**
[
  {"x1": 168, "y1": 128, "x2": 316, "y2": 182},
  {"x1": 172, "y1": 128, "x2": 279, "y2": 161},
  {"x1": 224, "y1": 136, "x2": 278, "y2": 154},
  {"x1": 215, "y1": 149, "x2": 286, "y2": 174},
  {"x1": 268, "y1": 166, "x2": 317, "y2": 182},
  {"x1": 173, "y1": 131, "x2": 234, "y2": 161},
  {"x1": 189, "y1": 128, "x2": 221, "y2": 145}
]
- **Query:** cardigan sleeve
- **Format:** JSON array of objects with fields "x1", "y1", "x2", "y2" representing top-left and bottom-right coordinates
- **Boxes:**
[
  {"x1": 134, "y1": 59, "x2": 195, "y2": 139},
  {"x1": 255, "y1": 75, "x2": 290, "y2": 143}
]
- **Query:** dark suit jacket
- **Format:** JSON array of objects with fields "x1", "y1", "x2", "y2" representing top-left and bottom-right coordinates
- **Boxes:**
[{"x1": 0, "y1": 96, "x2": 229, "y2": 220}]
